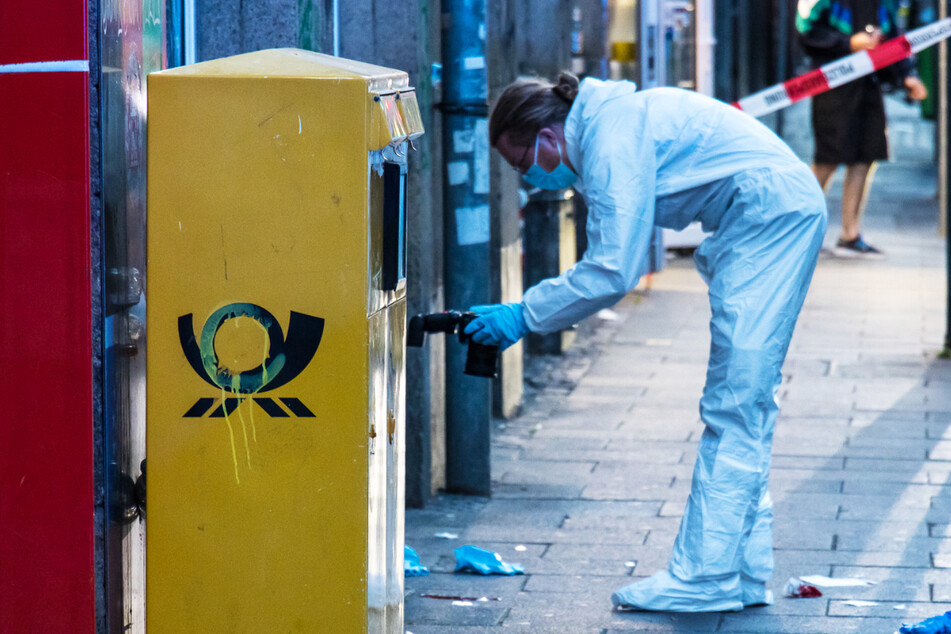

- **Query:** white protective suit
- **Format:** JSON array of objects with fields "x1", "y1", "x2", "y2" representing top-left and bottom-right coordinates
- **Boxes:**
[{"x1": 522, "y1": 79, "x2": 827, "y2": 611}]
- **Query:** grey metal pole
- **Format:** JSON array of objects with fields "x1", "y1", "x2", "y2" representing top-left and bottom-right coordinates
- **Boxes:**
[
  {"x1": 441, "y1": 0, "x2": 493, "y2": 494},
  {"x1": 944, "y1": 0, "x2": 951, "y2": 357}
]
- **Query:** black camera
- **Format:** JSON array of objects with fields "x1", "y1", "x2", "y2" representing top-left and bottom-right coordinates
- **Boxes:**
[{"x1": 407, "y1": 310, "x2": 499, "y2": 378}]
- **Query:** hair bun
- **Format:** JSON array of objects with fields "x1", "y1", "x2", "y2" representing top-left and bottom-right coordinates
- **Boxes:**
[{"x1": 552, "y1": 72, "x2": 579, "y2": 103}]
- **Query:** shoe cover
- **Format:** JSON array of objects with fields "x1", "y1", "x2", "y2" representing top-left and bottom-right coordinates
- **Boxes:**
[
  {"x1": 741, "y1": 578, "x2": 774, "y2": 607},
  {"x1": 611, "y1": 570, "x2": 744, "y2": 612}
]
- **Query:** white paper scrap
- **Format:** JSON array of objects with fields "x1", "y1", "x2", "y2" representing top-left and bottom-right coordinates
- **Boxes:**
[
  {"x1": 800, "y1": 575, "x2": 876, "y2": 587},
  {"x1": 452, "y1": 601, "x2": 473, "y2": 607},
  {"x1": 434, "y1": 532, "x2": 459, "y2": 539},
  {"x1": 842, "y1": 600, "x2": 879, "y2": 607}
]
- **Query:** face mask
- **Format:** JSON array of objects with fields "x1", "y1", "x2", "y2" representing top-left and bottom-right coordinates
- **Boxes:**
[{"x1": 523, "y1": 134, "x2": 577, "y2": 190}]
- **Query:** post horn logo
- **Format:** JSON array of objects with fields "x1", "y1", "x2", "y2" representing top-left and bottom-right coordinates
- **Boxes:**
[{"x1": 178, "y1": 302, "x2": 324, "y2": 418}]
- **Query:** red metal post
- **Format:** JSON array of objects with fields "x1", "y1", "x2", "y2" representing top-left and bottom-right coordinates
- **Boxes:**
[{"x1": 0, "y1": 1, "x2": 95, "y2": 631}]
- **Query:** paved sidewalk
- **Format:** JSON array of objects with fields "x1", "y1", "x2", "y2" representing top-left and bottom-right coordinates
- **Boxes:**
[{"x1": 405, "y1": 100, "x2": 951, "y2": 633}]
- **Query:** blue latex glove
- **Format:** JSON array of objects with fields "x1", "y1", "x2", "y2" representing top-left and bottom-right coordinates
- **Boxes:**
[
  {"x1": 454, "y1": 545, "x2": 524, "y2": 575},
  {"x1": 464, "y1": 303, "x2": 529, "y2": 351},
  {"x1": 404, "y1": 545, "x2": 429, "y2": 577}
]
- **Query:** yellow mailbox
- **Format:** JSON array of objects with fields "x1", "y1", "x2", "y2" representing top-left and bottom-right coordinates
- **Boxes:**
[{"x1": 146, "y1": 49, "x2": 422, "y2": 632}]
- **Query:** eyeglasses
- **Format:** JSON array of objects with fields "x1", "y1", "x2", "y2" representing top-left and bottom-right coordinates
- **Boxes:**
[{"x1": 511, "y1": 142, "x2": 533, "y2": 175}]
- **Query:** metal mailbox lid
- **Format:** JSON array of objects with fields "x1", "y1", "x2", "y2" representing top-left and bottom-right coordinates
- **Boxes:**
[{"x1": 152, "y1": 47, "x2": 409, "y2": 87}]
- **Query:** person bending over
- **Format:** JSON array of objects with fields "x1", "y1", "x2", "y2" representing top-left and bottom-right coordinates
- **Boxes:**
[{"x1": 465, "y1": 72, "x2": 827, "y2": 612}]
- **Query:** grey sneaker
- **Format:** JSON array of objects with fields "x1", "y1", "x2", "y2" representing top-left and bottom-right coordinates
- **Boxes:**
[{"x1": 834, "y1": 235, "x2": 884, "y2": 259}]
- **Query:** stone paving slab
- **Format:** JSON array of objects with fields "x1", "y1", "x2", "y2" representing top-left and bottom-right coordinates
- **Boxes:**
[
  {"x1": 521, "y1": 574, "x2": 636, "y2": 594},
  {"x1": 517, "y1": 447, "x2": 689, "y2": 464},
  {"x1": 504, "y1": 596, "x2": 723, "y2": 631},
  {"x1": 827, "y1": 600, "x2": 951, "y2": 619},
  {"x1": 403, "y1": 598, "x2": 507, "y2": 627},
  {"x1": 491, "y1": 483, "x2": 586, "y2": 499},
  {"x1": 772, "y1": 548, "x2": 934, "y2": 568},
  {"x1": 497, "y1": 459, "x2": 598, "y2": 484},
  {"x1": 544, "y1": 527, "x2": 652, "y2": 545},
  {"x1": 927, "y1": 425, "x2": 951, "y2": 440},
  {"x1": 771, "y1": 455, "x2": 846, "y2": 470},
  {"x1": 405, "y1": 573, "x2": 527, "y2": 598},
  {"x1": 601, "y1": 612, "x2": 726, "y2": 632},
  {"x1": 509, "y1": 556, "x2": 634, "y2": 577},
  {"x1": 580, "y1": 483, "x2": 691, "y2": 502},
  {"x1": 717, "y1": 614, "x2": 910, "y2": 633},
  {"x1": 830, "y1": 564, "x2": 950, "y2": 585},
  {"x1": 525, "y1": 416, "x2": 625, "y2": 430},
  {"x1": 406, "y1": 623, "x2": 604, "y2": 634},
  {"x1": 931, "y1": 524, "x2": 951, "y2": 538},
  {"x1": 841, "y1": 481, "x2": 945, "y2": 496}
]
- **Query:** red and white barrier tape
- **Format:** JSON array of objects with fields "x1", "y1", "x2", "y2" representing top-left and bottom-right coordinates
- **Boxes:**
[{"x1": 733, "y1": 17, "x2": 951, "y2": 118}]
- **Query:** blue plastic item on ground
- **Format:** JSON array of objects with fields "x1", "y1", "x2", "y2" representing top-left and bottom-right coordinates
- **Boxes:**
[
  {"x1": 404, "y1": 545, "x2": 429, "y2": 577},
  {"x1": 454, "y1": 545, "x2": 524, "y2": 575},
  {"x1": 900, "y1": 611, "x2": 951, "y2": 634}
]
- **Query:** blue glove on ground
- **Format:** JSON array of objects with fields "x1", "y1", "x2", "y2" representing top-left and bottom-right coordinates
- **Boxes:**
[{"x1": 464, "y1": 303, "x2": 529, "y2": 351}]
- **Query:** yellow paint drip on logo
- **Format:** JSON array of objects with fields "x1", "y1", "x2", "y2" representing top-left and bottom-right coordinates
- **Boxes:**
[
  {"x1": 220, "y1": 384, "x2": 240, "y2": 484},
  {"x1": 212, "y1": 314, "x2": 280, "y2": 481},
  {"x1": 232, "y1": 374, "x2": 253, "y2": 470}
]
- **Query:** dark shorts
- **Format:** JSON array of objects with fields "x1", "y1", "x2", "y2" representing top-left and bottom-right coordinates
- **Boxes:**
[{"x1": 811, "y1": 77, "x2": 888, "y2": 165}]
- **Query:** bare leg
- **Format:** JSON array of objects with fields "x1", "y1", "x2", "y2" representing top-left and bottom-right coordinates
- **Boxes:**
[
  {"x1": 840, "y1": 162, "x2": 876, "y2": 241},
  {"x1": 811, "y1": 163, "x2": 837, "y2": 193}
]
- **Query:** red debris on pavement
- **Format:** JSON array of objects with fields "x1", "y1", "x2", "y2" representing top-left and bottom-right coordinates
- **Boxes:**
[{"x1": 783, "y1": 578, "x2": 823, "y2": 598}]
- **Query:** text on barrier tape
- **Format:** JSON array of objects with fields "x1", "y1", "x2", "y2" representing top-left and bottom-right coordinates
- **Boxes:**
[{"x1": 733, "y1": 17, "x2": 951, "y2": 118}]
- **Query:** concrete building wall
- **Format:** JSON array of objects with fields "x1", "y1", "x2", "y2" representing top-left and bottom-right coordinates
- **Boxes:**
[
  {"x1": 197, "y1": 0, "x2": 301, "y2": 57},
  {"x1": 576, "y1": 0, "x2": 608, "y2": 79},
  {"x1": 516, "y1": 0, "x2": 574, "y2": 78}
]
